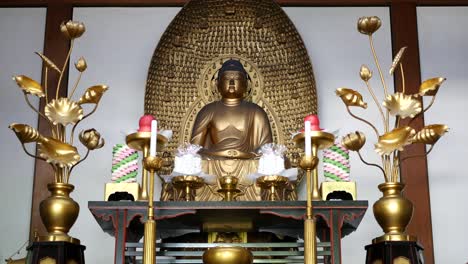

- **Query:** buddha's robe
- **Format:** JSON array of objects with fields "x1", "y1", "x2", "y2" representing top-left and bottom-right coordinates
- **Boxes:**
[{"x1": 191, "y1": 100, "x2": 273, "y2": 201}]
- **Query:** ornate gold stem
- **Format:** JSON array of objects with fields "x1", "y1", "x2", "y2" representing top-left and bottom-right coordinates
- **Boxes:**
[
  {"x1": 409, "y1": 95, "x2": 436, "y2": 126},
  {"x1": 392, "y1": 151, "x2": 399, "y2": 182},
  {"x1": 69, "y1": 149, "x2": 90, "y2": 179},
  {"x1": 44, "y1": 67, "x2": 49, "y2": 105},
  {"x1": 400, "y1": 63, "x2": 406, "y2": 94},
  {"x1": 21, "y1": 143, "x2": 46, "y2": 162},
  {"x1": 357, "y1": 151, "x2": 387, "y2": 181},
  {"x1": 70, "y1": 104, "x2": 97, "y2": 145},
  {"x1": 400, "y1": 145, "x2": 434, "y2": 163},
  {"x1": 56, "y1": 40, "x2": 74, "y2": 99},
  {"x1": 23, "y1": 93, "x2": 54, "y2": 135},
  {"x1": 347, "y1": 106, "x2": 380, "y2": 137},
  {"x1": 365, "y1": 81, "x2": 387, "y2": 131},
  {"x1": 69, "y1": 71, "x2": 83, "y2": 99},
  {"x1": 369, "y1": 35, "x2": 390, "y2": 132},
  {"x1": 384, "y1": 155, "x2": 392, "y2": 182}
]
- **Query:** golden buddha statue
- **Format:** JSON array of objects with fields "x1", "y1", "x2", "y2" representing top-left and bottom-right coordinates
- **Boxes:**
[
  {"x1": 191, "y1": 59, "x2": 273, "y2": 159},
  {"x1": 191, "y1": 60, "x2": 273, "y2": 201}
]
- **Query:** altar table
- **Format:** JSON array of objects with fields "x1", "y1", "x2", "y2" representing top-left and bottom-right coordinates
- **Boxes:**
[{"x1": 88, "y1": 200, "x2": 367, "y2": 264}]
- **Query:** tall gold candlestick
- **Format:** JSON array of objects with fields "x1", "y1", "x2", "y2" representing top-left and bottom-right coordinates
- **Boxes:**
[
  {"x1": 142, "y1": 156, "x2": 163, "y2": 264},
  {"x1": 299, "y1": 156, "x2": 318, "y2": 264},
  {"x1": 126, "y1": 132, "x2": 168, "y2": 200},
  {"x1": 294, "y1": 131, "x2": 335, "y2": 200}
]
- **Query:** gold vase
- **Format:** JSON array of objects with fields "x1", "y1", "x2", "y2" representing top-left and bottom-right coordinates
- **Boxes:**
[
  {"x1": 39, "y1": 183, "x2": 80, "y2": 244},
  {"x1": 372, "y1": 182, "x2": 416, "y2": 243}
]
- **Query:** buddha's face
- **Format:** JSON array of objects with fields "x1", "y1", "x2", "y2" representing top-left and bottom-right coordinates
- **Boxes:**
[{"x1": 217, "y1": 70, "x2": 247, "y2": 99}]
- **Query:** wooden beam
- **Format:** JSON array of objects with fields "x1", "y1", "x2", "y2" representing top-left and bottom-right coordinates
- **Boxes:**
[
  {"x1": 2, "y1": 0, "x2": 468, "y2": 7},
  {"x1": 29, "y1": 2, "x2": 73, "y2": 240},
  {"x1": 390, "y1": 2, "x2": 434, "y2": 264}
]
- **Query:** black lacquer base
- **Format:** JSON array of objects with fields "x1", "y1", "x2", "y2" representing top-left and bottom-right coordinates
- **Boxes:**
[
  {"x1": 27, "y1": 241, "x2": 85, "y2": 264},
  {"x1": 365, "y1": 241, "x2": 424, "y2": 264}
]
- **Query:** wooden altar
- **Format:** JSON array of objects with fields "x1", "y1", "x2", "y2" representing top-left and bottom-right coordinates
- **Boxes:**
[{"x1": 89, "y1": 200, "x2": 367, "y2": 264}]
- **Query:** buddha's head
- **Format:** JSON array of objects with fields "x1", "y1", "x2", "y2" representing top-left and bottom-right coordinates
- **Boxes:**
[{"x1": 216, "y1": 59, "x2": 248, "y2": 100}]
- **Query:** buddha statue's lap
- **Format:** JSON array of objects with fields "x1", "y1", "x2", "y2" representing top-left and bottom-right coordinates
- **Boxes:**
[{"x1": 196, "y1": 159, "x2": 260, "y2": 201}]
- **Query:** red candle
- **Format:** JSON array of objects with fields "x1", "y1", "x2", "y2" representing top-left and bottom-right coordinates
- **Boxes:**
[
  {"x1": 138, "y1": 114, "x2": 155, "y2": 132},
  {"x1": 304, "y1": 114, "x2": 322, "y2": 131}
]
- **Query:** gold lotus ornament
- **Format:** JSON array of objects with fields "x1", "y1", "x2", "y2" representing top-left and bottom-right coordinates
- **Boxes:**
[
  {"x1": 360, "y1": 65, "x2": 373, "y2": 82},
  {"x1": 342, "y1": 131, "x2": 366, "y2": 151},
  {"x1": 60, "y1": 20, "x2": 85, "y2": 39},
  {"x1": 375, "y1": 126, "x2": 416, "y2": 155},
  {"x1": 79, "y1": 129, "x2": 105, "y2": 150},
  {"x1": 336, "y1": 88, "x2": 368, "y2": 108},
  {"x1": 9, "y1": 20, "x2": 107, "y2": 244},
  {"x1": 38, "y1": 137, "x2": 80, "y2": 167},
  {"x1": 419, "y1": 77, "x2": 446, "y2": 96},
  {"x1": 74, "y1": 57, "x2": 87, "y2": 72},
  {"x1": 45, "y1": 98, "x2": 83, "y2": 125},
  {"x1": 338, "y1": 16, "x2": 448, "y2": 246},
  {"x1": 412, "y1": 124, "x2": 449, "y2": 145},
  {"x1": 78, "y1": 85, "x2": 108, "y2": 105},
  {"x1": 383, "y1": 93, "x2": 422, "y2": 119},
  {"x1": 9, "y1": 123, "x2": 44, "y2": 144},
  {"x1": 357, "y1": 16, "x2": 382, "y2": 35},
  {"x1": 13, "y1": 75, "x2": 45, "y2": 97}
]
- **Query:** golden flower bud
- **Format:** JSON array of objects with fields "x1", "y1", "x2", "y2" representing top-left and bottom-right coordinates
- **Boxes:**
[
  {"x1": 360, "y1": 65, "x2": 372, "y2": 82},
  {"x1": 342, "y1": 131, "x2": 366, "y2": 151},
  {"x1": 79, "y1": 129, "x2": 105, "y2": 150},
  {"x1": 357, "y1": 16, "x2": 381, "y2": 35},
  {"x1": 75, "y1": 57, "x2": 87, "y2": 72},
  {"x1": 60, "y1": 20, "x2": 85, "y2": 40}
]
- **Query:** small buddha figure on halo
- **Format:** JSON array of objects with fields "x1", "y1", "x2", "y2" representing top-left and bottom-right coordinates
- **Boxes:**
[{"x1": 190, "y1": 59, "x2": 273, "y2": 201}]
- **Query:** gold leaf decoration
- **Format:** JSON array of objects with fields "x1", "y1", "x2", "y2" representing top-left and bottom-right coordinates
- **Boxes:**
[
  {"x1": 79, "y1": 129, "x2": 105, "y2": 150},
  {"x1": 412, "y1": 124, "x2": 449, "y2": 145},
  {"x1": 9, "y1": 123, "x2": 44, "y2": 144},
  {"x1": 78, "y1": 85, "x2": 108, "y2": 105},
  {"x1": 35, "y1": 52, "x2": 61, "y2": 73},
  {"x1": 360, "y1": 65, "x2": 372, "y2": 82},
  {"x1": 419, "y1": 77, "x2": 446, "y2": 96},
  {"x1": 389, "y1": 46, "x2": 407, "y2": 75},
  {"x1": 336, "y1": 88, "x2": 368, "y2": 108},
  {"x1": 38, "y1": 137, "x2": 80, "y2": 167},
  {"x1": 60, "y1": 20, "x2": 85, "y2": 40},
  {"x1": 13, "y1": 75, "x2": 45, "y2": 97},
  {"x1": 382, "y1": 92, "x2": 422, "y2": 118},
  {"x1": 74, "y1": 57, "x2": 87, "y2": 72},
  {"x1": 45, "y1": 98, "x2": 83, "y2": 125},
  {"x1": 342, "y1": 131, "x2": 366, "y2": 151},
  {"x1": 375, "y1": 126, "x2": 416, "y2": 155},
  {"x1": 357, "y1": 16, "x2": 382, "y2": 35}
]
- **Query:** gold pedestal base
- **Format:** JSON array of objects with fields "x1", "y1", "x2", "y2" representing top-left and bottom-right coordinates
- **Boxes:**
[
  {"x1": 321, "y1": 181, "x2": 357, "y2": 200},
  {"x1": 38, "y1": 234, "x2": 81, "y2": 244},
  {"x1": 104, "y1": 182, "x2": 141, "y2": 201},
  {"x1": 372, "y1": 233, "x2": 417, "y2": 244}
]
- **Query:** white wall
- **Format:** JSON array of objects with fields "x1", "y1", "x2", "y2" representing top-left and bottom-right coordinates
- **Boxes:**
[
  {"x1": 0, "y1": 8, "x2": 46, "y2": 261},
  {"x1": 285, "y1": 7, "x2": 393, "y2": 263},
  {"x1": 418, "y1": 7, "x2": 468, "y2": 263},
  {"x1": 68, "y1": 8, "x2": 181, "y2": 263}
]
